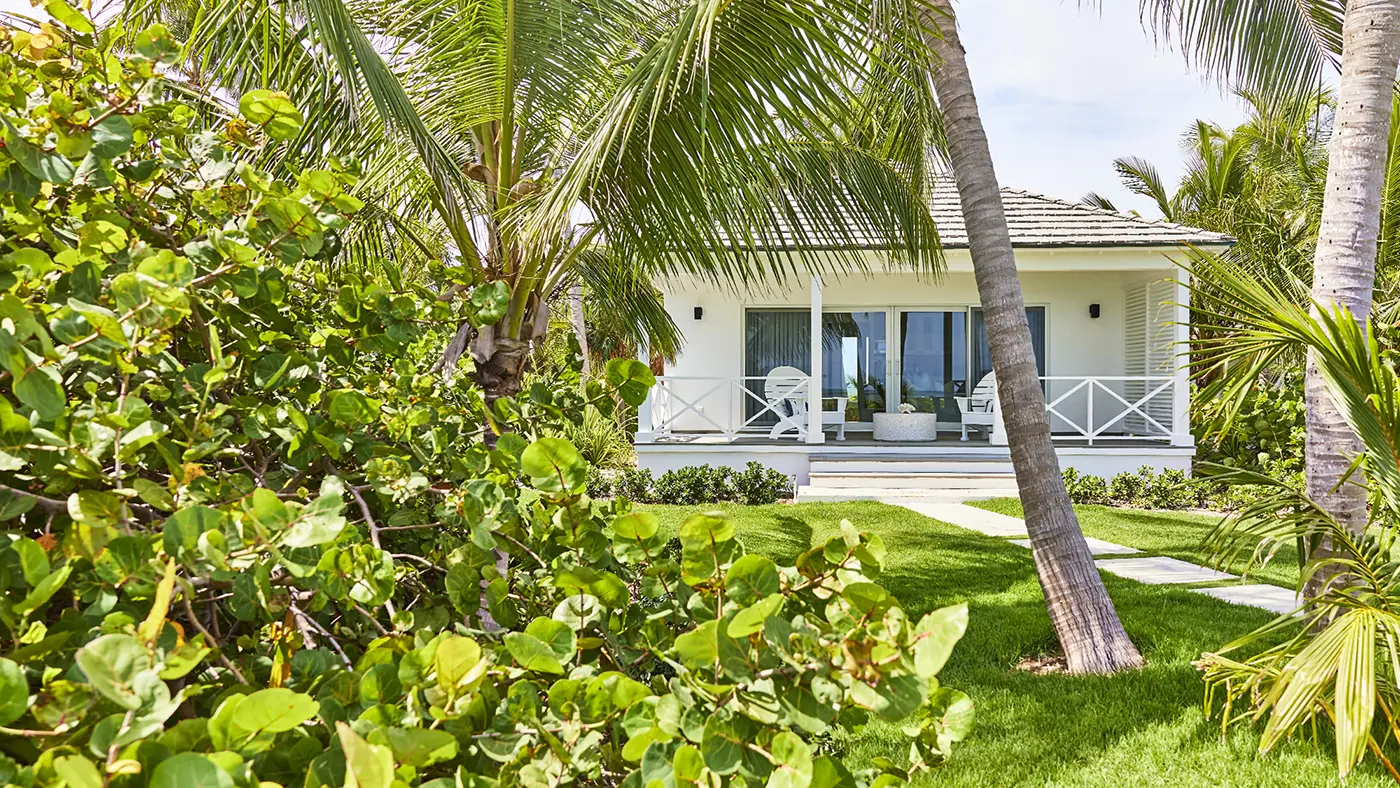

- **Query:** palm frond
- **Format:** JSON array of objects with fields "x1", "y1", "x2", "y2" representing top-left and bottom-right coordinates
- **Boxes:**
[
  {"x1": 1080, "y1": 192, "x2": 1119, "y2": 212},
  {"x1": 1139, "y1": 0, "x2": 1343, "y2": 101},
  {"x1": 1113, "y1": 155, "x2": 1177, "y2": 220}
]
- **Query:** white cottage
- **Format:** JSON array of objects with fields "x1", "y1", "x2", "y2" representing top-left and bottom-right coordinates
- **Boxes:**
[{"x1": 633, "y1": 184, "x2": 1232, "y2": 500}]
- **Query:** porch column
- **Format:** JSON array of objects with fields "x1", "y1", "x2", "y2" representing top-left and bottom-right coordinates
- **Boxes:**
[
  {"x1": 1171, "y1": 271, "x2": 1192, "y2": 448},
  {"x1": 635, "y1": 332, "x2": 655, "y2": 444},
  {"x1": 807, "y1": 275, "x2": 824, "y2": 444}
]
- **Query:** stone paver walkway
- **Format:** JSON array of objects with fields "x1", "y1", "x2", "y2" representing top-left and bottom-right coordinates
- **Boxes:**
[
  {"x1": 894, "y1": 502, "x2": 1028, "y2": 537},
  {"x1": 885, "y1": 500, "x2": 1299, "y2": 616},
  {"x1": 1094, "y1": 556, "x2": 1236, "y2": 584},
  {"x1": 1192, "y1": 585, "x2": 1302, "y2": 616},
  {"x1": 1010, "y1": 538, "x2": 1141, "y2": 556}
]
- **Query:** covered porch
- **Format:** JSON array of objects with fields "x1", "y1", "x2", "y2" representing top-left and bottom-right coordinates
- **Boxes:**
[{"x1": 635, "y1": 259, "x2": 1193, "y2": 451}]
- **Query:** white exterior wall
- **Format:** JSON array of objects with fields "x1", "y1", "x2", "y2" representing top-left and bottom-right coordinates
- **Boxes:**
[{"x1": 656, "y1": 248, "x2": 1183, "y2": 436}]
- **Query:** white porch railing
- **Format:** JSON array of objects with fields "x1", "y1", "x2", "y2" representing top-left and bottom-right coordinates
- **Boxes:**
[
  {"x1": 1039, "y1": 375, "x2": 1182, "y2": 445},
  {"x1": 636, "y1": 374, "x2": 1189, "y2": 446},
  {"x1": 637, "y1": 375, "x2": 811, "y2": 442}
]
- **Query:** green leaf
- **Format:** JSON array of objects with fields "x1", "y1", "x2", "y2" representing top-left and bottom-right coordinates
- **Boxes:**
[
  {"x1": 0, "y1": 658, "x2": 28, "y2": 725},
  {"x1": 3, "y1": 119, "x2": 75, "y2": 184},
  {"x1": 376, "y1": 727, "x2": 459, "y2": 767},
  {"x1": 726, "y1": 554, "x2": 779, "y2": 606},
  {"x1": 520, "y1": 437, "x2": 587, "y2": 495},
  {"x1": 810, "y1": 756, "x2": 857, "y2": 788},
  {"x1": 552, "y1": 593, "x2": 602, "y2": 631},
  {"x1": 767, "y1": 731, "x2": 813, "y2": 788},
  {"x1": 467, "y1": 281, "x2": 509, "y2": 326},
  {"x1": 912, "y1": 604, "x2": 967, "y2": 679},
  {"x1": 53, "y1": 756, "x2": 102, "y2": 788},
  {"x1": 606, "y1": 358, "x2": 656, "y2": 407},
  {"x1": 14, "y1": 564, "x2": 69, "y2": 615},
  {"x1": 328, "y1": 389, "x2": 379, "y2": 426},
  {"x1": 674, "y1": 619, "x2": 719, "y2": 673},
  {"x1": 702, "y1": 712, "x2": 752, "y2": 775},
  {"x1": 164, "y1": 506, "x2": 225, "y2": 559},
  {"x1": 590, "y1": 571, "x2": 631, "y2": 609},
  {"x1": 239, "y1": 90, "x2": 304, "y2": 141},
  {"x1": 337, "y1": 722, "x2": 394, "y2": 788},
  {"x1": 504, "y1": 632, "x2": 566, "y2": 674},
  {"x1": 149, "y1": 753, "x2": 234, "y2": 788},
  {"x1": 91, "y1": 116, "x2": 133, "y2": 159},
  {"x1": 12, "y1": 537, "x2": 49, "y2": 586},
  {"x1": 679, "y1": 513, "x2": 735, "y2": 550},
  {"x1": 525, "y1": 617, "x2": 577, "y2": 663},
  {"x1": 434, "y1": 635, "x2": 483, "y2": 690},
  {"x1": 728, "y1": 593, "x2": 784, "y2": 638},
  {"x1": 283, "y1": 480, "x2": 347, "y2": 549},
  {"x1": 44, "y1": 0, "x2": 94, "y2": 33},
  {"x1": 133, "y1": 24, "x2": 180, "y2": 65},
  {"x1": 13, "y1": 366, "x2": 65, "y2": 422},
  {"x1": 231, "y1": 688, "x2": 319, "y2": 735},
  {"x1": 133, "y1": 478, "x2": 174, "y2": 511},
  {"x1": 75, "y1": 634, "x2": 153, "y2": 710},
  {"x1": 613, "y1": 512, "x2": 659, "y2": 541}
]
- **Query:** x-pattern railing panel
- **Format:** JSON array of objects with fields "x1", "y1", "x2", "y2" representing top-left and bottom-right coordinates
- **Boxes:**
[
  {"x1": 648, "y1": 375, "x2": 812, "y2": 442},
  {"x1": 643, "y1": 375, "x2": 1179, "y2": 445}
]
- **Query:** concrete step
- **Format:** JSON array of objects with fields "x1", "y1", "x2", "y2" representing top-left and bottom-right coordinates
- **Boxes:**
[
  {"x1": 808, "y1": 472, "x2": 1016, "y2": 489},
  {"x1": 797, "y1": 485, "x2": 1020, "y2": 503},
  {"x1": 810, "y1": 459, "x2": 1015, "y2": 475},
  {"x1": 813, "y1": 447, "x2": 1010, "y2": 462}
]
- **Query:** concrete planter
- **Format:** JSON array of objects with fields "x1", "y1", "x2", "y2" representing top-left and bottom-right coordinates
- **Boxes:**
[{"x1": 872, "y1": 412, "x2": 939, "y2": 442}]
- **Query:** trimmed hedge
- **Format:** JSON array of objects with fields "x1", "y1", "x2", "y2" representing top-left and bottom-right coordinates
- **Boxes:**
[{"x1": 592, "y1": 462, "x2": 794, "y2": 505}]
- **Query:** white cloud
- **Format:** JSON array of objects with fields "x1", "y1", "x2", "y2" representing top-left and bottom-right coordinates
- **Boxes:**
[{"x1": 956, "y1": 0, "x2": 1246, "y2": 216}]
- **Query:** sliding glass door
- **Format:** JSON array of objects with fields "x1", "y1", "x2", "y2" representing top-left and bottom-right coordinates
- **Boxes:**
[
  {"x1": 969, "y1": 307, "x2": 1046, "y2": 390},
  {"x1": 743, "y1": 309, "x2": 888, "y2": 424},
  {"x1": 822, "y1": 312, "x2": 887, "y2": 422},
  {"x1": 895, "y1": 309, "x2": 966, "y2": 422},
  {"x1": 742, "y1": 305, "x2": 1047, "y2": 430}
]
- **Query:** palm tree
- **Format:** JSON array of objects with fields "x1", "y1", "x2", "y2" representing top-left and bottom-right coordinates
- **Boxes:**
[
  {"x1": 922, "y1": 0, "x2": 1143, "y2": 674},
  {"x1": 1142, "y1": 0, "x2": 1400, "y2": 577},
  {"x1": 124, "y1": 0, "x2": 944, "y2": 411},
  {"x1": 1087, "y1": 91, "x2": 1334, "y2": 384},
  {"x1": 1189, "y1": 253, "x2": 1400, "y2": 780}
]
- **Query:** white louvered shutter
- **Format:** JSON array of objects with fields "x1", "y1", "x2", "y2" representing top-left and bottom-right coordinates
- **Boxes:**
[{"x1": 1123, "y1": 282, "x2": 1147, "y2": 433}]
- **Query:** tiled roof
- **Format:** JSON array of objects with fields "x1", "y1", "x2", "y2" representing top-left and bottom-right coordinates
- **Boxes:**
[{"x1": 746, "y1": 181, "x2": 1234, "y2": 250}]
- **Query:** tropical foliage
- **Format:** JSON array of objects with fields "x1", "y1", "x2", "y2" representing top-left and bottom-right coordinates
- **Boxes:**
[
  {"x1": 0, "y1": 15, "x2": 974, "y2": 788},
  {"x1": 1189, "y1": 258, "x2": 1400, "y2": 779},
  {"x1": 117, "y1": 0, "x2": 945, "y2": 402}
]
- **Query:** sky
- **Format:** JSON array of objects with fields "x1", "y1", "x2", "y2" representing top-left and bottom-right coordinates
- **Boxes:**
[
  {"x1": 0, "y1": 0, "x2": 1246, "y2": 217},
  {"x1": 956, "y1": 1, "x2": 1245, "y2": 216}
]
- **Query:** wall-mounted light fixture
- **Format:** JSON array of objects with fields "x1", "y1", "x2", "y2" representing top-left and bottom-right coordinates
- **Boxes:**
[
  {"x1": 1089, "y1": 303, "x2": 1101, "y2": 319},
  {"x1": 693, "y1": 306, "x2": 704, "y2": 320}
]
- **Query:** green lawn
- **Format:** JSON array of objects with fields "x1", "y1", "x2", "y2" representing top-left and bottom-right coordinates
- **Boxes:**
[
  {"x1": 638, "y1": 501, "x2": 1380, "y2": 787},
  {"x1": 969, "y1": 498, "x2": 1303, "y2": 589}
]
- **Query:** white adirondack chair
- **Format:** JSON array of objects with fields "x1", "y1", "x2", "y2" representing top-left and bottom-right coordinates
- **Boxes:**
[
  {"x1": 955, "y1": 372, "x2": 996, "y2": 441},
  {"x1": 764, "y1": 366, "x2": 847, "y2": 441}
]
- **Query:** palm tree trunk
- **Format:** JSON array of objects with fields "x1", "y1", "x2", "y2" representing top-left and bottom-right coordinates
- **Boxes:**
[
  {"x1": 569, "y1": 284, "x2": 592, "y2": 380},
  {"x1": 1305, "y1": 0, "x2": 1400, "y2": 566},
  {"x1": 924, "y1": 0, "x2": 1142, "y2": 674}
]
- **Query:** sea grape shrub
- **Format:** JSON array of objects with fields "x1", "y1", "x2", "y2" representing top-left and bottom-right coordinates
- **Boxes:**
[
  {"x1": 618, "y1": 463, "x2": 793, "y2": 506},
  {"x1": 0, "y1": 12, "x2": 972, "y2": 788}
]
